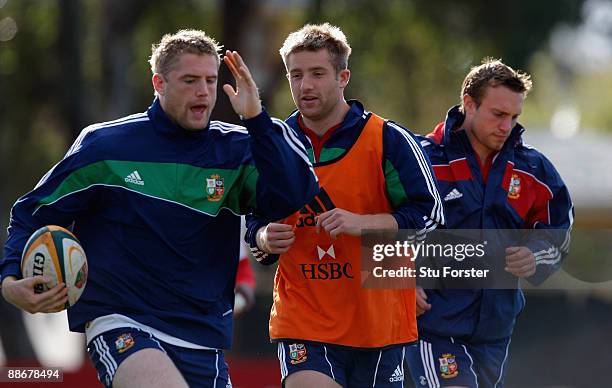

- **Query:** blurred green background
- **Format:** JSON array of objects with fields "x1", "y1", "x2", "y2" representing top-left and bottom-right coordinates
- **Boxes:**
[{"x1": 1, "y1": 1, "x2": 612, "y2": 387}]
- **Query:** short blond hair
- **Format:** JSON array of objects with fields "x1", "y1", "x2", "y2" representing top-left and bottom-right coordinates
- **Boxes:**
[
  {"x1": 149, "y1": 29, "x2": 221, "y2": 76},
  {"x1": 279, "y1": 23, "x2": 352, "y2": 72},
  {"x1": 461, "y1": 58, "x2": 532, "y2": 110}
]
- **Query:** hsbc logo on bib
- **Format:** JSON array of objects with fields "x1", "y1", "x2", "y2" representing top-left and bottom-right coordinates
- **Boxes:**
[
  {"x1": 295, "y1": 188, "x2": 353, "y2": 280},
  {"x1": 300, "y1": 262, "x2": 354, "y2": 280},
  {"x1": 300, "y1": 244, "x2": 354, "y2": 280}
]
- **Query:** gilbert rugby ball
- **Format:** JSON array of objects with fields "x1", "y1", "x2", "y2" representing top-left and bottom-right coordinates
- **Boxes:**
[{"x1": 21, "y1": 225, "x2": 88, "y2": 309}]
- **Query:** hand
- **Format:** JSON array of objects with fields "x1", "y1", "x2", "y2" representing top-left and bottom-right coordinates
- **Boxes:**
[
  {"x1": 256, "y1": 223, "x2": 295, "y2": 254},
  {"x1": 316, "y1": 208, "x2": 364, "y2": 238},
  {"x1": 1, "y1": 276, "x2": 68, "y2": 313},
  {"x1": 505, "y1": 246, "x2": 536, "y2": 278},
  {"x1": 222, "y1": 50, "x2": 262, "y2": 119},
  {"x1": 416, "y1": 287, "x2": 431, "y2": 316}
]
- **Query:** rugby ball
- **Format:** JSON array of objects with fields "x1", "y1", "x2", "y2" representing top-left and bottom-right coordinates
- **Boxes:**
[{"x1": 21, "y1": 225, "x2": 88, "y2": 309}]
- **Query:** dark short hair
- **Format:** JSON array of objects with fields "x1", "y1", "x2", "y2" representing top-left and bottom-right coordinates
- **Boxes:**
[{"x1": 461, "y1": 58, "x2": 533, "y2": 110}]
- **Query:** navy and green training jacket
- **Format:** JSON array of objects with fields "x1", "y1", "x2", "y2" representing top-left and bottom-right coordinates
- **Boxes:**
[{"x1": 1, "y1": 98, "x2": 318, "y2": 349}]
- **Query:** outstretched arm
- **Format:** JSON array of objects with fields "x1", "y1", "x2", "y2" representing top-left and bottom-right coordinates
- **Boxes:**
[{"x1": 224, "y1": 50, "x2": 318, "y2": 220}]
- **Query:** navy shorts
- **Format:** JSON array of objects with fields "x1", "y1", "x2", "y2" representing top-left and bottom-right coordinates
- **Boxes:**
[
  {"x1": 277, "y1": 341, "x2": 407, "y2": 387},
  {"x1": 87, "y1": 327, "x2": 231, "y2": 388},
  {"x1": 405, "y1": 332, "x2": 511, "y2": 388}
]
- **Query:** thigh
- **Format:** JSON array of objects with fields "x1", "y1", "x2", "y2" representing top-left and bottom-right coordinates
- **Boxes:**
[
  {"x1": 163, "y1": 345, "x2": 231, "y2": 388},
  {"x1": 350, "y1": 345, "x2": 406, "y2": 388},
  {"x1": 404, "y1": 334, "x2": 477, "y2": 388},
  {"x1": 277, "y1": 341, "x2": 348, "y2": 387},
  {"x1": 467, "y1": 337, "x2": 512, "y2": 388},
  {"x1": 87, "y1": 327, "x2": 186, "y2": 388},
  {"x1": 113, "y1": 348, "x2": 188, "y2": 388},
  {"x1": 285, "y1": 370, "x2": 343, "y2": 388}
]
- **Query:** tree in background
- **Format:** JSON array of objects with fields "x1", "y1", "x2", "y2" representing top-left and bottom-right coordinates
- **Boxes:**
[{"x1": 0, "y1": 0, "x2": 590, "y2": 363}]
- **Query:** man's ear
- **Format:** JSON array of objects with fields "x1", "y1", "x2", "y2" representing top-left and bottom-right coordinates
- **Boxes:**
[
  {"x1": 463, "y1": 94, "x2": 477, "y2": 114},
  {"x1": 339, "y1": 69, "x2": 350, "y2": 89},
  {"x1": 152, "y1": 73, "x2": 165, "y2": 96}
]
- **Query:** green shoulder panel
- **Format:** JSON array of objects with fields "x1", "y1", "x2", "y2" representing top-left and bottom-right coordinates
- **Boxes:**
[{"x1": 36, "y1": 160, "x2": 258, "y2": 216}]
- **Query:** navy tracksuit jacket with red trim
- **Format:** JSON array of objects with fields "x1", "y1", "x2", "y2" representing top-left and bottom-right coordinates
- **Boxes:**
[{"x1": 417, "y1": 105, "x2": 574, "y2": 342}]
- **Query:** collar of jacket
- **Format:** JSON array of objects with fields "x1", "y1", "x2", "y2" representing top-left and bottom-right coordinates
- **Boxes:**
[
  {"x1": 442, "y1": 105, "x2": 525, "y2": 158},
  {"x1": 147, "y1": 97, "x2": 210, "y2": 138},
  {"x1": 285, "y1": 99, "x2": 368, "y2": 137}
]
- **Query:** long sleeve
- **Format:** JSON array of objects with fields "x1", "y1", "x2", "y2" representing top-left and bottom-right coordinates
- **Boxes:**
[
  {"x1": 2, "y1": 132, "x2": 100, "y2": 281},
  {"x1": 244, "y1": 214, "x2": 280, "y2": 265},
  {"x1": 383, "y1": 121, "x2": 445, "y2": 240},
  {"x1": 524, "y1": 155, "x2": 574, "y2": 285},
  {"x1": 241, "y1": 110, "x2": 318, "y2": 220}
]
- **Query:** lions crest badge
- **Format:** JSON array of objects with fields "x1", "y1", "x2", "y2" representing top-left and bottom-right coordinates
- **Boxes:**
[
  {"x1": 206, "y1": 174, "x2": 224, "y2": 202},
  {"x1": 115, "y1": 333, "x2": 135, "y2": 353},
  {"x1": 288, "y1": 343, "x2": 307, "y2": 365},
  {"x1": 439, "y1": 353, "x2": 458, "y2": 379},
  {"x1": 508, "y1": 173, "x2": 521, "y2": 199}
]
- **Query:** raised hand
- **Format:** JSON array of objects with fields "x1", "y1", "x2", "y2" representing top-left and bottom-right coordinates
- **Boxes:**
[{"x1": 222, "y1": 50, "x2": 262, "y2": 119}]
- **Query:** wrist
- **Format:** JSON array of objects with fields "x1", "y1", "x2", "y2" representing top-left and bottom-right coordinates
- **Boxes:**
[
  {"x1": 242, "y1": 105, "x2": 262, "y2": 120},
  {"x1": 1, "y1": 276, "x2": 17, "y2": 300},
  {"x1": 256, "y1": 226, "x2": 270, "y2": 252},
  {"x1": 1, "y1": 275, "x2": 17, "y2": 288},
  {"x1": 362, "y1": 214, "x2": 398, "y2": 231}
]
